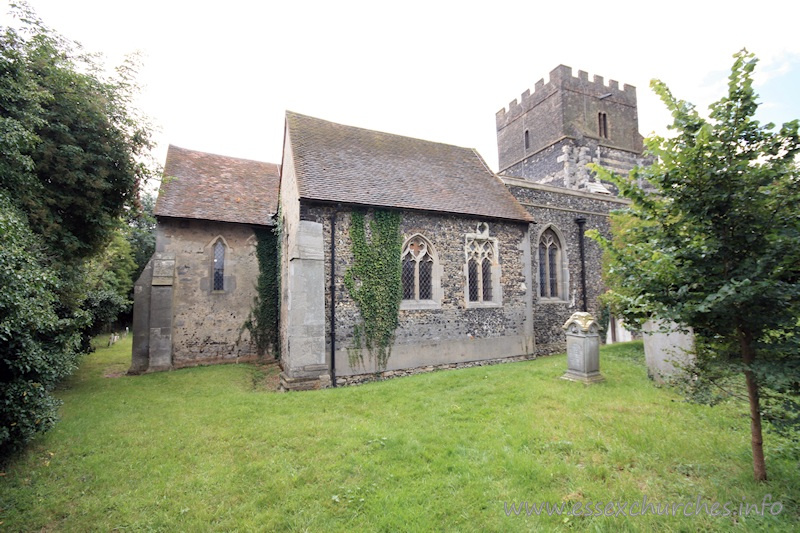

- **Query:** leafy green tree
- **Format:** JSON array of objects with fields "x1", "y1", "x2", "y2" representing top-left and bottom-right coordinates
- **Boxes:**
[
  {"x1": 2, "y1": 2, "x2": 155, "y2": 296},
  {"x1": 123, "y1": 192, "x2": 157, "y2": 282},
  {"x1": 0, "y1": 5, "x2": 46, "y2": 198},
  {"x1": 83, "y1": 230, "x2": 137, "y2": 335},
  {"x1": 0, "y1": 193, "x2": 83, "y2": 457},
  {"x1": 4, "y1": 9, "x2": 153, "y2": 263},
  {"x1": 86, "y1": 231, "x2": 137, "y2": 300},
  {"x1": 0, "y1": 3, "x2": 156, "y2": 457},
  {"x1": 591, "y1": 50, "x2": 800, "y2": 481}
]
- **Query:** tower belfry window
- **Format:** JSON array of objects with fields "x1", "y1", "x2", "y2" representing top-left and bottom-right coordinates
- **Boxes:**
[{"x1": 598, "y1": 112, "x2": 608, "y2": 139}]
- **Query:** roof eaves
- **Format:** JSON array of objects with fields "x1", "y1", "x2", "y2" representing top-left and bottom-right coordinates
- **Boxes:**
[{"x1": 299, "y1": 196, "x2": 533, "y2": 225}]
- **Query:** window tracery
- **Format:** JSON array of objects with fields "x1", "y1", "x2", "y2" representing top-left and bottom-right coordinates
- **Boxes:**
[
  {"x1": 538, "y1": 228, "x2": 564, "y2": 300},
  {"x1": 465, "y1": 223, "x2": 500, "y2": 306},
  {"x1": 401, "y1": 234, "x2": 439, "y2": 304}
]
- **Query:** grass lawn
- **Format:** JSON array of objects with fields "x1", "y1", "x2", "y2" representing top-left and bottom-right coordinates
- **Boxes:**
[{"x1": 1, "y1": 339, "x2": 798, "y2": 531}]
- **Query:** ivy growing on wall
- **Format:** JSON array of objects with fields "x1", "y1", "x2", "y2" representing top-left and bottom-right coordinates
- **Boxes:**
[
  {"x1": 344, "y1": 209, "x2": 403, "y2": 370},
  {"x1": 243, "y1": 225, "x2": 280, "y2": 358}
]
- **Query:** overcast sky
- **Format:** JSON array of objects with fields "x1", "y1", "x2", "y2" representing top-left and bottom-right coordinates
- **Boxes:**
[{"x1": 5, "y1": 0, "x2": 800, "y2": 177}]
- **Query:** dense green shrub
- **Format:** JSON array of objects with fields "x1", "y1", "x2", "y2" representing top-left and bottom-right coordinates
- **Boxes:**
[
  {"x1": 0, "y1": 194, "x2": 82, "y2": 459},
  {"x1": 0, "y1": 4, "x2": 156, "y2": 458},
  {"x1": 82, "y1": 289, "x2": 129, "y2": 336}
]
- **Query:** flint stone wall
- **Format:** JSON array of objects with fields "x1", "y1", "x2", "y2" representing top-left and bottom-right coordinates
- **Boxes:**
[
  {"x1": 505, "y1": 179, "x2": 627, "y2": 354},
  {"x1": 302, "y1": 204, "x2": 534, "y2": 376}
]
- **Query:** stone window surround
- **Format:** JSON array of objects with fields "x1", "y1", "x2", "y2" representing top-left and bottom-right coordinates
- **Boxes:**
[
  {"x1": 464, "y1": 223, "x2": 502, "y2": 308},
  {"x1": 400, "y1": 233, "x2": 443, "y2": 310},
  {"x1": 536, "y1": 224, "x2": 569, "y2": 302},
  {"x1": 208, "y1": 235, "x2": 230, "y2": 293}
]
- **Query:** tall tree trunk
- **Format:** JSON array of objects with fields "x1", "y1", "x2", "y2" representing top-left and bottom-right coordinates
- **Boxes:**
[{"x1": 739, "y1": 326, "x2": 767, "y2": 481}]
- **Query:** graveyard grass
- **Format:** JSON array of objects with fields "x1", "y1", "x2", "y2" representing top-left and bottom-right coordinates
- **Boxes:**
[{"x1": 1, "y1": 338, "x2": 797, "y2": 531}]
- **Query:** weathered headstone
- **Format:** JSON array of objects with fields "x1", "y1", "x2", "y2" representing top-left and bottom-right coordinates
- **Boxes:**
[
  {"x1": 642, "y1": 320, "x2": 694, "y2": 384},
  {"x1": 561, "y1": 312, "x2": 604, "y2": 384}
]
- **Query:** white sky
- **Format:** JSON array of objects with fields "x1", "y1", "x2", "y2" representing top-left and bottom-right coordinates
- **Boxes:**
[{"x1": 5, "y1": 0, "x2": 800, "y2": 177}]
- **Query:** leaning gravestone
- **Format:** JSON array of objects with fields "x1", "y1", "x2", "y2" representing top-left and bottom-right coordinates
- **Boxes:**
[{"x1": 561, "y1": 312, "x2": 605, "y2": 384}]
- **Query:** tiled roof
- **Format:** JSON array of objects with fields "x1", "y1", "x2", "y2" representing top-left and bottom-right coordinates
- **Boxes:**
[
  {"x1": 155, "y1": 145, "x2": 279, "y2": 226},
  {"x1": 286, "y1": 112, "x2": 534, "y2": 223}
]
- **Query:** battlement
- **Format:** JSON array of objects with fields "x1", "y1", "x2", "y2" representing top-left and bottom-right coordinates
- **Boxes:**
[{"x1": 496, "y1": 65, "x2": 638, "y2": 129}]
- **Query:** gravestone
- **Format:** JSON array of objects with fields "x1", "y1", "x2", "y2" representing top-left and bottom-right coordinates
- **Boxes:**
[
  {"x1": 561, "y1": 312, "x2": 604, "y2": 384},
  {"x1": 642, "y1": 320, "x2": 694, "y2": 384}
]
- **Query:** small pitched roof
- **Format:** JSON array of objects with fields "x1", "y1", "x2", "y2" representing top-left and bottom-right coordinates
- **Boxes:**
[
  {"x1": 155, "y1": 145, "x2": 279, "y2": 226},
  {"x1": 286, "y1": 112, "x2": 534, "y2": 223}
]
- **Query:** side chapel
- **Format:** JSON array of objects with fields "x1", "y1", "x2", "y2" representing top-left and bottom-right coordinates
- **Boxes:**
[{"x1": 131, "y1": 65, "x2": 645, "y2": 389}]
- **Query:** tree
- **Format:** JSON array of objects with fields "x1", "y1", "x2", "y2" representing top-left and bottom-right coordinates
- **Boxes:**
[
  {"x1": 124, "y1": 192, "x2": 157, "y2": 282},
  {"x1": 0, "y1": 4, "x2": 46, "y2": 200},
  {"x1": 2, "y1": 6, "x2": 154, "y2": 264},
  {"x1": 0, "y1": 193, "x2": 83, "y2": 457},
  {"x1": 83, "y1": 229, "x2": 137, "y2": 335},
  {"x1": 590, "y1": 50, "x2": 800, "y2": 481},
  {"x1": 0, "y1": 3, "x2": 156, "y2": 458}
]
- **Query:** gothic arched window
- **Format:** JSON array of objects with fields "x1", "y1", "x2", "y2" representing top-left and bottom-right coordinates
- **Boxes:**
[
  {"x1": 401, "y1": 235, "x2": 438, "y2": 303},
  {"x1": 538, "y1": 228, "x2": 563, "y2": 299},
  {"x1": 213, "y1": 239, "x2": 226, "y2": 291},
  {"x1": 465, "y1": 223, "x2": 500, "y2": 307}
]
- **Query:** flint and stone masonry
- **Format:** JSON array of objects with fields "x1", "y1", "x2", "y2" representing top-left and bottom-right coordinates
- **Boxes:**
[
  {"x1": 306, "y1": 206, "x2": 535, "y2": 382},
  {"x1": 503, "y1": 178, "x2": 629, "y2": 354}
]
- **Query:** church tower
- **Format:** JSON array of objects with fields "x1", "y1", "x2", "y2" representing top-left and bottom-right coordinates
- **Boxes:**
[{"x1": 496, "y1": 65, "x2": 645, "y2": 193}]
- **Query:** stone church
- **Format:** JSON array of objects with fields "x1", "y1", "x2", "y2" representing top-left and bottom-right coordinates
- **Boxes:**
[{"x1": 131, "y1": 65, "x2": 644, "y2": 389}]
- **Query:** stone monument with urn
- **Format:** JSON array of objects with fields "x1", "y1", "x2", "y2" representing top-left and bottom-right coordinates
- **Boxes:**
[{"x1": 561, "y1": 312, "x2": 605, "y2": 384}]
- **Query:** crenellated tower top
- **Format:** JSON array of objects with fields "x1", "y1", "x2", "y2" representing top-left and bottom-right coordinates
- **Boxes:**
[
  {"x1": 496, "y1": 65, "x2": 638, "y2": 130},
  {"x1": 496, "y1": 65, "x2": 644, "y2": 184}
]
